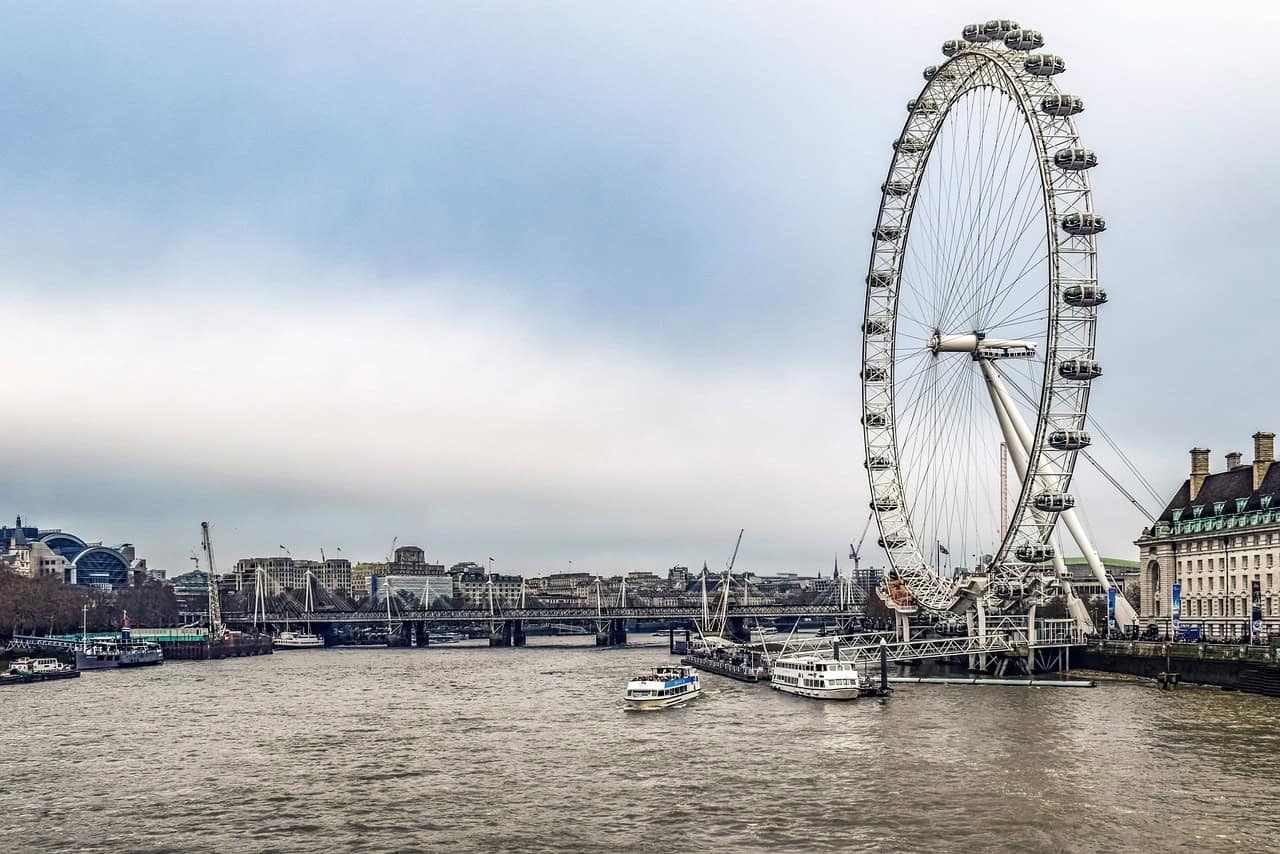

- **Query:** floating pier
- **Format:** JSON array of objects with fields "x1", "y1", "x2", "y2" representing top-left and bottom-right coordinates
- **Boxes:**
[{"x1": 888, "y1": 676, "x2": 1095, "y2": 688}]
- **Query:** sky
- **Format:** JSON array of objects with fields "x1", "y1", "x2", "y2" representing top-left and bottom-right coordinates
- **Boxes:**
[{"x1": 2, "y1": 1, "x2": 1278, "y2": 577}]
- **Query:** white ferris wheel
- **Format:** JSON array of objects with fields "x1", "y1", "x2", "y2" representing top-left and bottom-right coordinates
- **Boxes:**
[{"x1": 861, "y1": 19, "x2": 1136, "y2": 629}]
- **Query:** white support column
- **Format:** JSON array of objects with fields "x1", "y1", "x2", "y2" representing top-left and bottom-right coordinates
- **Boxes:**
[{"x1": 981, "y1": 360, "x2": 1137, "y2": 628}]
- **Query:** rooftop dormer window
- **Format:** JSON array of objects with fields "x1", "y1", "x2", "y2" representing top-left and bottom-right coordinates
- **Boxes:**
[
  {"x1": 1213, "y1": 501, "x2": 1226, "y2": 515},
  {"x1": 1193, "y1": 505, "x2": 1204, "y2": 518},
  {"x1": 1236, "y1": 498, "x2": 1249, "y2": 513},
  {"x1": 1262, "y1": 495, "x2": 1273, "y2": 510},
  {"x1": 1172, "y1": 509, "x2": 1183, "y2": 522}
]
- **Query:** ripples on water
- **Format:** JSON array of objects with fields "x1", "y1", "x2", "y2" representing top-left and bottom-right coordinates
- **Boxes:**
[{"x1": 2, "y1": 638, "x2": 1278, "y2": 853}]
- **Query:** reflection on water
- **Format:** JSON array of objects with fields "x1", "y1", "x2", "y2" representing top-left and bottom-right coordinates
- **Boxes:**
[{"x1": 2, "y1": 638, "x2": 1278, "y2": 853}]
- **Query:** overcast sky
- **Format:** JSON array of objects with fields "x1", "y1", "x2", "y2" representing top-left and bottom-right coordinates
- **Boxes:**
[{"x1": 2, "y1": 2, "x2": 1277, "y2": 576}]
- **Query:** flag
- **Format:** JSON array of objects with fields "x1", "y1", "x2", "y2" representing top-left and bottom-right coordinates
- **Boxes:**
[{"x1": 937, "y1": 543, "x2": 950, "y2": 556}]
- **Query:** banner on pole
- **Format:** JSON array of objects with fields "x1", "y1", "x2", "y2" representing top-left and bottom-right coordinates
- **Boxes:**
[
  {"x1": 1251, "y1": 579, "x2": 1263, "y2": 644},
  {"x1": 1171, "y1": 582, "x2": 1182, "y2": 638}
]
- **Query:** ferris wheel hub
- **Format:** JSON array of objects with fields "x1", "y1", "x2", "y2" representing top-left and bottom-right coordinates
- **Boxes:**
[{"x1": 928, "y1": 332, "x2": 1037, "y2": 359}]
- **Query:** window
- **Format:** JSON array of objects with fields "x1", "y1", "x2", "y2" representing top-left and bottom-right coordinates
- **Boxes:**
[{"x1": 1214, "y1": 502, "x2": 1227, "y2": 515}]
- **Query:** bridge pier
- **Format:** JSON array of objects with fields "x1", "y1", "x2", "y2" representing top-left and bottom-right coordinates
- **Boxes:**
[
  {"x1": 487, "y1": 620, "x2": 526, "y2": 647},
  {"x1": 595, "y1": 619, "x2": 626, "y2": 647}
]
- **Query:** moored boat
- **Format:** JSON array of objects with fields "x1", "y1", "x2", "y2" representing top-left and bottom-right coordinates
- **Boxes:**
[
  {"x1": 624, "y1": 665, "x2": 701, "y2": 710},
  {"x1": 2, "y1": 657, "x2": 81, "y2": 685},
  {"x1": 273, "y1": 630, "x2": 325, "y2": 649},
  {"x1": 770, "y1": 653, "x2": 862, "y2": 700}
]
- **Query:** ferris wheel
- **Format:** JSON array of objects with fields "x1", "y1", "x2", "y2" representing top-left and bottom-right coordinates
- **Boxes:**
[{"x1": 861, "y1": 20, "x2": 1135, "y2": 626}]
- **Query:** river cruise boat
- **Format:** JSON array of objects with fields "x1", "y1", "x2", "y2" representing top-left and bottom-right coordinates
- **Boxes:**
[
  {"x1": 624, "y1": 665, "x2": 701, "y2": 710},
  {"x1": 76, "y1": 638, "x2": 164, "y2": 670},
  {"x1": 430, "y1": 631, "x2": 464, "y2": 644},
  {"x1": 770, "y1": 653, "x2": 862, "y2": 700},
  {"x1": 2, "y1": 658, "x2": 80, "y2": 685},
  {"x1": 273, "y1": 630, "x2": 325, "y2": 650}
]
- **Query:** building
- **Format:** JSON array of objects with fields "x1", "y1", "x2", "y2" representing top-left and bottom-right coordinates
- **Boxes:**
[
  {"x1": 0, "y1": 517, "x2": 138, "y2": 590},
  {"x1": 668, "y1": 565, "x2": 689, "y2": 590},
  {"x1": 234, "y1": 556, "x2": 353, "y2": 596},
  {"x1": 453, "y1": 570, "x2": 523, "y2": 607},
  {"x1": 1062, "y1": 557, "x2": 1139, "y2": 599},
  {"x1": 369, "y1": 574, "x2": 452, "y2": 606},
  {"x1": 389, "y1": 545, "x2": 445, "y2": 576},
  {"x1": 170, "y1": 569, "x2": 211, "y2": 622},
  {"x1": 1135, "y1": 432, "x2": 1279, "y2": 638},
  {"x1": 351, "y1": 562, "x2": 387, "y2": 597}
]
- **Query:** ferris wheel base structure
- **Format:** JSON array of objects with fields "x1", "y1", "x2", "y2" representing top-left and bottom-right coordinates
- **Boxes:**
[{"x1": 861, "y1": 19, "x2": 1137, "y2": 634}]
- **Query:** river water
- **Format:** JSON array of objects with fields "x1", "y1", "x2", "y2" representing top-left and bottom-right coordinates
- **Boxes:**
[{"x1": 2, "y1": 637, "x2": 1278, "y2": 853}]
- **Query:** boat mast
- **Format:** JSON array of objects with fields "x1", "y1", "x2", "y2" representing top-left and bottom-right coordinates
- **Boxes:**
[{"x1": 200, "y1": 522, "x2": 224, "y2": 639}]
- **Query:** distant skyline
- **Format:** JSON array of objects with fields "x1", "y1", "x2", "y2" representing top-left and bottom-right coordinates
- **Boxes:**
[{"x1": 3, "y1": 2, "x2": 1278, "y2": 575}]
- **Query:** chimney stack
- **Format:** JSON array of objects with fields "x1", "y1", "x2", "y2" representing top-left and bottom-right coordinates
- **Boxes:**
[
  {"x1": 1253, "y1": 431, "x2": 1275, "y2": 492},
  {"x1": 1190, "y1": 447, "x2": 1211, "y2": 501},
  {"x1": 1226, "y1": 451, "x2": 1243, "y2": 471}
]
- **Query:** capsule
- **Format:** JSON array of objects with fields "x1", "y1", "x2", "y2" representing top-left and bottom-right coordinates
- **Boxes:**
[
  {"x1": 982, "y1": 19, "x2": 1020, "y2": 40},
  {"x1": 879, "y1": 536, "x2": 908, "y2": 550},
  {"x1": 1049, "y1": 429, "x2": 1092, "y2": 450},
  {"x1": 1053, "y1": 148, "x2": 1097, "y2": 171},
  {"x1": 1061, "y1": 212, "x2": 1106, "y2": 235},
  {"x1": 1041, "y1": 94, "x2": 1084, "y2": 117},
  {"x1": 1059, "y1": 358, "x2": 1103, "y2": 381},
  {"x1": 882, "y1": 180, "x2": 911, "y2": 196},
  {"x1": 871, "y1": 497, "x2": 899, "y2": 512},
  {"x1": 942, "y1": 39, "x2": 971, "y2": 57},
  {"x1": 863, "y1": 318, "x2": 890, "y2": 335},
  {"x1": 1024, "y1": 54, "x2": 1066, "y2": 76},
  {"x1": 893, "y1": 136, "x2": 928, "y2": 154},
  {"x1": 907, "y1": 98, "x2": 941, "y2": 114},
  {"x1": 862, "y1": 365, "x2": 888, "y2": 383},
  {"x1": 865, "y1": 454, "x2": 893, "y2": 469},
  {"x1": 1004, "y1": 29, "x2": 1044, "y2": 51},
  {"x1": 1033, "y1": 491, "x2": 1075, "y2": 513},
  {"x1": 866, "y1": 271, "x2": 894, "y2": 288},
  {"x1": 1014, "y1": 542, "x2": 1055, "y2": 563},
  {"x1": 862, "y1": 411, "x2": 888, "y2": 428},
  {"x1": 1063, "y1": 284, "x2": 1107, "y2": 307},
  {"x1": 961, "y1": 23, "x2": 992, "y2": 43},
  {"x1": 873, "y1": 225, "x2": 902, "y2": 241}
]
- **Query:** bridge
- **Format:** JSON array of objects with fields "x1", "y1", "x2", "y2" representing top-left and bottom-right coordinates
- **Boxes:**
[{"x1": 221, "y1": 602, "x2": 868, "y2": 647}]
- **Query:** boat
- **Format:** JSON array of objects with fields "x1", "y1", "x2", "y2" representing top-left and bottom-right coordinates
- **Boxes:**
[
  {"x1": 429, "y1": 631, "x2": 464, "y2": 644},
  {"x1": 624, "y1": 665, "x2": 701, "y2": 710},
  {"x1": 2, "y1": 657, "x2": 80, "y2": 686},
  {"x1": 770, "y1": 653, "x2": 862, "y2": 700},
  {"x1": 273, "y1": 630, "x2": 325, "y2": 649},
  {"x1": 75, "y1": 609, "x2": 164, "y2": 670}
]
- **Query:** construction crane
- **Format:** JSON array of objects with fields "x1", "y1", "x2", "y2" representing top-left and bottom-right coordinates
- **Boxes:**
[
  {"x1": 726, "y1": 528, "x2": 744, "y2": 573},
  {"x1": 200, "y1": 521, "x2": 224, "y2": 639},
  {"x1": 849, "y1": 510, "x2": 874, "y2": 574}
]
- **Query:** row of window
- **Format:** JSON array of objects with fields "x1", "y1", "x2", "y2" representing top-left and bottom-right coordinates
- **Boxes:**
[
  {"x1": 1172, "y1": 496, "x2": 1275, "y2": 522},
  {"x1": 1178, "y1": 556, "x2": 1275, "y2": 576},
  {"x1": 1180, "y1": 597, "x2": 1276, "y2": 617}
]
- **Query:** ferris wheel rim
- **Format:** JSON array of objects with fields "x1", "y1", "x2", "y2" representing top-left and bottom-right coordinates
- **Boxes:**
[{"x1": 861, "y1": 30, "x2": 1102, "y2": 612}]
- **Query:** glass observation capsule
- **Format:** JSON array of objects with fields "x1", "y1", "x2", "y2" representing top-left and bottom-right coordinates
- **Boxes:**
[
  {"x1": 908, "y1": 98, "x2": 941, "y2": 114},
  {"x1": 862, "y1": 365, "x2": 888, "y2": 383},
  {"x1": 1014, "y1": 542, "x2": 1055, "y2": 563},
  {"x1": 894, "y1": 136, "x2": 928, "y2": 154},
  {"x1": 879, "y1": 536, "x2": 908, "y2": 550},
  {"x1": 1041, "y1": 94, "x2": 1085, "y2": 117},
  {"x1": 961, "y1": 23, "x2": 991, "y2": 43},
  {"x1": 982, "y1": 19, "x2": 1020, "y2": 40},
  {"x1": 1061, "y1": 212, "x2": 1106, "y2": 235},
  {"x1": 866, "y1": 454, "x2": 893, "y2": 469},
  {"x1": 1049, "y1": 429, "x2": 1092, "y2": 450},
  {"x1": 942, "y1": 39, "x2": 971, "y2": 57},
  {"x1": 1063, "y1": 284, "x2": 1107, "y2": 306},
  {"x1": 866, "y1": 271, "x2": 894, "y2": 288},
  {"x1": 1059, "y1": 358, "x2": 1103, "y2": 381},
  {"x1": 1034, "y1": 491, "x2": 1076, "y2": 513},
  {"x1": 882, "y1": 180, "x2": 911, "y2": 196},
  {"x1": 1054, "y1": 148, "x2": 1097, "y2": 170},
  {"x1": 863, "y1": 318, "x2": 891, "y2": 335},
  {"x1": 862, "y1": 411, "x2": 888, "y2": 428},
  {"x1": 1004, "y1": 29, "x2": 1044, "y2": 51},
  {"x1": 873, "y1": 225, "x2": 902, "y2": 241},
  {"x1": 1025, "y1": 54, "x2": 1066, "y2": 76},
  {"x1": 871, "y1": 496, "x2": 900, "y2": 512}
]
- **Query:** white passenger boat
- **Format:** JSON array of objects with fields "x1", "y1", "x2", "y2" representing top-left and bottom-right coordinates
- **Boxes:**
[
  {"x1": 770, "y1": 653, "x2": 862, "y2": 700},
  {"x1": 273, "y1": 630, "x2": 325, "y2": 649},
  {"x1": 624, "y1": 665, "x2": 701, "y2": 710}
]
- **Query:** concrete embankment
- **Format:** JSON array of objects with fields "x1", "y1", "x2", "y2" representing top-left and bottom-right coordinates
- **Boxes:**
[{"x1": 1078, "y1": 640, "x2": 1280, "y2": 697}]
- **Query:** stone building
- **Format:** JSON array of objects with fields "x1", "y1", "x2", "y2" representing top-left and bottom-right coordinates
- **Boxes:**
[{"x1": 1135, "y1": 432, "x2": 1279, "y2": 639}]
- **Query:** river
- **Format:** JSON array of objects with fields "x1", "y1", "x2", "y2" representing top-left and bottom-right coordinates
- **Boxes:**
[{"x1": 2, "y1": 637, "x2": 1278, "y2": 853}]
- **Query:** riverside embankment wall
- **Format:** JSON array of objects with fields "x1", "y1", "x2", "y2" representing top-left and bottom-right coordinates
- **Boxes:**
[{"x1": 1079, "y1": 640, "x2": 1280, "y2": 697}]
